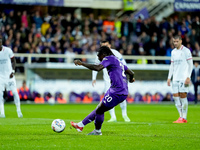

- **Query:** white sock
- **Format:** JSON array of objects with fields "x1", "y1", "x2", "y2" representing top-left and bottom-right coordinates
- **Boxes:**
[
  {"x1": 12, "y1": 89, "x2": 21, "y2": 112},
  {"x1": 180, "y1": 97, "x2": 188, "y2": 119},
  {"x1": 0, "y1": 91, "x2": 5, "y2": 116},
  {"x1": 120, "y1": 100, "x2": 127, "y2": 117},
  {"x1": 95, "y1": 129, "x2": 101, "y2": 133},
  {"x1": 173, "y1": 96, "x2": 183, "y2": 118},
  {"x1": 109, "y1": 108, "x2": 116, "y2": 119},
  {"x1": 78, "y1": 121, "x2": 84, "y2": 127}
]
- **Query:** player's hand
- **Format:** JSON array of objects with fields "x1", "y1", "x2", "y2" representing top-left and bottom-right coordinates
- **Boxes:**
[
  {"x1": 92, "y1": 80, "x2": 96, "y2": 87},
  {"x1": 10, "y1": 73, "x2": 14, "y2": 78},
  {"x1": 167, "y1": 79, "x2": 171, "y2": 86},
  {"x1": 74, "y1": 60, "x2": 83, "y2": 66},
  {"x1": 185, "y1": 77, "x2": 190, "y2": 85},
  {"x1": 130, "y1": 78, "x2": 135, "y2": 83}
]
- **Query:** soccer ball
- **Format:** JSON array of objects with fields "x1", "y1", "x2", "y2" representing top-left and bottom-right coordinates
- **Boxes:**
[{"x1": 51, "y1": 119, "x2": 66, "y2": 133}]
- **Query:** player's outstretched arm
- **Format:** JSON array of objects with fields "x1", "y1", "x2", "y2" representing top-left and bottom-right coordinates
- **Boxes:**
[
  {"x1": 125, "y1": 69, "x2": 135, "y2": 83},
  {"x1": 74, "y1": 60, "x2": 104, "y2": 71}
]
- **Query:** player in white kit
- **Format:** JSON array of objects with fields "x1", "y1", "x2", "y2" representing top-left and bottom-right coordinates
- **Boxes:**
[
  {"x1": 92, "y1": 41, "x2": 130, "y2": 122},
  {"x1": 0, "y1": 38, "x2": 23, "y2": 118},
  {"x1": 167, "y1": 35, "x2": 193, "y2": 123}
]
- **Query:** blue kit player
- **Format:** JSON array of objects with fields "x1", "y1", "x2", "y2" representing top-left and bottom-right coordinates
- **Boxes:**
[{"x1": 71, "y1": 46, "x2": 135, "y2": 135}]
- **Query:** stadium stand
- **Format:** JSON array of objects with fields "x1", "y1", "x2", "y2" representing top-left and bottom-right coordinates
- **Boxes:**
[
  {"x1": 1, "y1": 9, "x2": 200, "y2": 71},
  {"x1": 1, "y1": 6, "x2": 199, "y2": 103}
]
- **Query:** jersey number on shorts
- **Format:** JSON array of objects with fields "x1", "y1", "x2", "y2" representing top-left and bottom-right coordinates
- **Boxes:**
[{"x1": 105, "y1": 94, "x2": 112, "y2": 102}]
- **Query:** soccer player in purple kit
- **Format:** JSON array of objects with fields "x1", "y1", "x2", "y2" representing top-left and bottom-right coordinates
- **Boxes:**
[{"x1": 71, "y1": 46, "x2": 135, "y2": 135}]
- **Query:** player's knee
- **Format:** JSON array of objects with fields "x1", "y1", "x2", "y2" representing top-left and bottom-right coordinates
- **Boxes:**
[
  {"x1": 96, "y1": 108, "x2": 104, "y2": 114},
  {"x1": 179, "y1": 93, "x2": 187, "y2": 98}
]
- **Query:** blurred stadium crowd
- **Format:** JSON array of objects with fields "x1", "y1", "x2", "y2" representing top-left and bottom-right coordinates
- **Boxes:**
[
  {"x1": 4, "y1": 80, "x2": 198, "y2": 104},
  {"x1": 0, "y1": 9, "x2": 200, "y2": 66}
]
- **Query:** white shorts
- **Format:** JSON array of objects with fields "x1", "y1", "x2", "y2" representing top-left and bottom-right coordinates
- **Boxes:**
[
  {"x1": 0, "y1": 77, "x2": 16, "y2": 92},
  {"x1": 172, "y1": 80, "x2": 189, "y2": 94}
]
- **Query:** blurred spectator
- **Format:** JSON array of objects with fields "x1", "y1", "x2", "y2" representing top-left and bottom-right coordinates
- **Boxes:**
[
  {"x1": 19, "y1": 80, "x2": 33, "y2": 101},
  {"x1": 72, "y1": 26, "x2": 83, "y2": 40},
  {"x1": 162, "y1": 93, "x2": 172, "y2": 101},
  {"x1": 192, "y1": 16, "x2": 200, "y2": 37},
  {"x1": 82, "y1": 92, "x2": 93, "y2": 103},
  {"x1": 71, "y1": 13, "x2": 81, "y2": 29},
  {"x1": 142, "y1": 93, "x2": 152, "y2": 104},
  {"x1": 189, "y1": 29, "x2": 198, "y2": 48},
  {"x1": 34, "y1": 93, "x2": 45, "y2": 103},
  {"x1": 7, "y1": 10, "x2": 15, "y2": 26},
  {"x1": 0, "y1": 7, "x2": 200, "y2": 71},
  {"x1": 103, "y1": 16, "x2": 115, "y2": 34},
  {"x1": 193, "y1": 42, "x2": 200, "y2": 57},
  {"x1": 33, "y1": 11, "x2": 43, "y2": 29},
  {"x1": 41, "y1": 20, "x2": 50, "y2": 36},
  {"x1": 21, "y1": 11, "x2": 28, "y2": 28},
  {"x1": 191, "y1": 61, "x2": 200, "y2": 104},
  {"x1": 126, "y1": 94, "x2": 134, "y2": 103},
  {"x1": 152, "y1": 92, "x2": 161, "y2": 103},
  {"x1": 135, "y1": 16, "x2": 143, "y2": 36},
  {"x1": 125, "y1": 43, "x2": 136, "y2": 63},
  {"x1": 121, "y1": 15, "x2": 133, "y2": 42},
  {"x1": 44, "y1": 92, "x2": 53, "y2": 102},
  {"x1": 57, "y1": 93, "x2": 67, "y2": 104}
]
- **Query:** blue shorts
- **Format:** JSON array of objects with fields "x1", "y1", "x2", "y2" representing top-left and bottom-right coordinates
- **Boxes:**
[{"x1": 102, "y1": 90, "x2": 127, "y2": 108}]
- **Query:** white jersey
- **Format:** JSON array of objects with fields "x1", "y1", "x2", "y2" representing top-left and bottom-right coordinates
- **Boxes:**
[
  {"x1": 0, "y1": 46, "x2": 14, "y2": 81},
  {"x1": 171, "y1": 45, "x2": 192, "y2": 81},
  {"x1": 92, "y1": 49, "x2": 126, "y2": 83}
]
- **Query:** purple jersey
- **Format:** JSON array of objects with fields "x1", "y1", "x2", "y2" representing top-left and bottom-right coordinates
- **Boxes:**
[{"x1": 100, "y1": 55, "x2": 128, "y2": 95}]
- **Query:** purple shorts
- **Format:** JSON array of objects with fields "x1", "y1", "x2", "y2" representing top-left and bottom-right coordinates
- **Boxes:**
[{"x1": 102, "y1": 90, "x2": 127, "y2": 108}]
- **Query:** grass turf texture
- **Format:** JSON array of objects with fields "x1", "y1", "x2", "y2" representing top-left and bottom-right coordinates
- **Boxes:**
[{"x1": 0, "y1": 104, "x2": 200, "y2": 150}]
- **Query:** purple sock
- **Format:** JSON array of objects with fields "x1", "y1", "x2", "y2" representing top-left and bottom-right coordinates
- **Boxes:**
[
  {"x1": 95, "y1": 114, "x2": 104, "y2": 130},
  {"x1": 82, "y1": 109, "x2": 96, "y2": 125}
]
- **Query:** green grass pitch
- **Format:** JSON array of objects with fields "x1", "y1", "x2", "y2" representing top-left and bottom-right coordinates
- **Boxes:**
[{"x1": 0, "y1": 103, "x2": 200, "y2": 150}]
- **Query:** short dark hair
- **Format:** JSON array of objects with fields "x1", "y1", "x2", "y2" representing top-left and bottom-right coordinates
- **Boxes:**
[
  {"x1": 173, "y1": 35, "x2": 182, "y2": 40},
  {"x1": 98, "y1": 46, "x2": 114, "y2": 56},
  {"x1": 100, "y1": 40, "x2": 109, "y2": 45}
]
